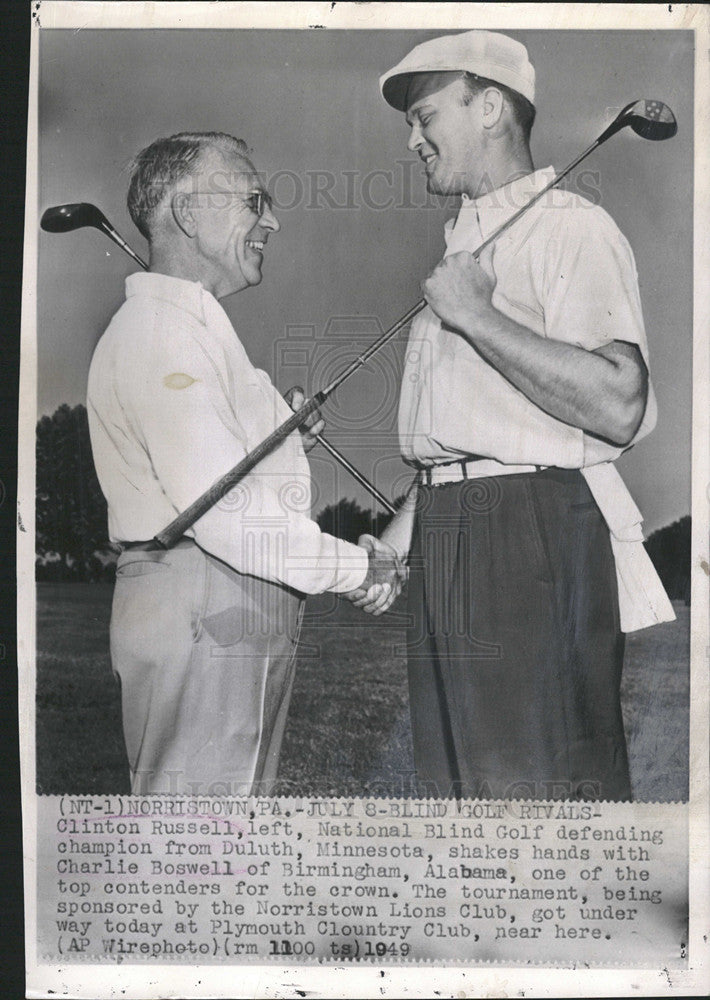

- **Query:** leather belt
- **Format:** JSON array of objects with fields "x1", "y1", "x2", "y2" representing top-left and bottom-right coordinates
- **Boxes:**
[{"x1": 419, "y1": 459, "x2": 543, "y2": 486}]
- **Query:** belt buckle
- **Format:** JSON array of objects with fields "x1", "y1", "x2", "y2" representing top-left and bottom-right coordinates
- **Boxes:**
[{"x1": 421, "y1": 462, "x2": 467, "y2": 486}]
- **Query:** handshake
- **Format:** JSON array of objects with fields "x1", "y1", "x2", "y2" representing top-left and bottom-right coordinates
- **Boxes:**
[{"x1": 344, "y1": 534, "x2": 408, "y2": 616}]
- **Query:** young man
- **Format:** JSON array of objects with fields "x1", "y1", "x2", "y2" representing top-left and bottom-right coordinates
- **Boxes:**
[
  {"x1": 87, "y1": 131, "x2": 402, "y2": 795},
  {"x1": 368, "y1": 31, "x2": 674, "y2": 800}
]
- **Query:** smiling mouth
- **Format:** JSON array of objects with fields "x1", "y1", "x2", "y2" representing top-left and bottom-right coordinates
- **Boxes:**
[
  {"x1": 246, "y1": 239, "x2": 265, "y2": 253},
  {"x1": 421, "y1": 153, "x2": 437, "y2": 171}
]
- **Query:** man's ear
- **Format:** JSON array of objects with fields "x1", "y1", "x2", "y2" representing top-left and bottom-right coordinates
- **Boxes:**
[
  {"x1": 171, "y1": 193, "x2": 197, "y2": 238},
  {"x1": 481, "y1": 86, "x2": 505, "y2": 130}
]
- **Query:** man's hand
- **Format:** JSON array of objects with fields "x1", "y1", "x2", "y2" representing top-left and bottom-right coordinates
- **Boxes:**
[
  {"x1": 422, "y1": 251, "x2": 496, "y2": 335},
  {"x1": 344, "y1": 534, "x2": 407, "y2": 616},
  {"x1": 285, "y1": 385, "x2": 325, "y2": 453}
]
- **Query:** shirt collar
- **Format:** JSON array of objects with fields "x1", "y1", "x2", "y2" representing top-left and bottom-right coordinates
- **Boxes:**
[
  {"x1": 458, "y1": 166, "x2": 557, "y2": 241},
  {"x1": 125, "y1": 271, "x2": 214, "y2": 324}
]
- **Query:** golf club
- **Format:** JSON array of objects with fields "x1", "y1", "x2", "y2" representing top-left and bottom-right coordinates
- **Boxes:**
[
  {"x1": 41, "y1": 202, "x2": 149, "y2": 270},
  {"x1": 40, "y1": 201, "x2": 397, "y2": 516},
  {"x1": 43, "y1": 99, "x2": 675, "y2": 547},
  {"x1": 466, "y1": 99, "x2": 678, "y2": 263},
  {"x1": 150, "y1": 98, "x2": 676, "y2": 550}
]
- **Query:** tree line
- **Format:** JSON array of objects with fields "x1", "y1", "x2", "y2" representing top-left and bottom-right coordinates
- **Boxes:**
[{"x1": 35, "y1": 403, "x2": 691, "y2": 601}]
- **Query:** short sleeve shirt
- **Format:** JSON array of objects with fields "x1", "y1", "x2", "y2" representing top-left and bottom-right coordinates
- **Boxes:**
[{"x1": 398, "y1": 167, "x2": 656, "y2": 468}]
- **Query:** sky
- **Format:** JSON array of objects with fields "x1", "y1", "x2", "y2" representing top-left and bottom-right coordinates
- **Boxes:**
[{"x1": 36, "y1": 28, "x2": 694, "y2": 534}]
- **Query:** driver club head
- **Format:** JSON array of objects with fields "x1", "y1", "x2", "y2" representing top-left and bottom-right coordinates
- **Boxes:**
[
  {"x1": 40, "y1": 202, "x2": 109, "y2": 233},
  {"x1": 600, "y1": 99, "x2": 678, "y2": 144},
  {"x1": 621, "y1": 99, "x2": 678, "y2": 140}
]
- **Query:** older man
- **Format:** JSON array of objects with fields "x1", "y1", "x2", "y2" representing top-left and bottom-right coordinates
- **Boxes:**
[
  {"x1": 87, "y1": 131, "x2": 401, "y2": 796},
  {"x1": 369, "y1": 31, "x2": 674, "y2": 800}
]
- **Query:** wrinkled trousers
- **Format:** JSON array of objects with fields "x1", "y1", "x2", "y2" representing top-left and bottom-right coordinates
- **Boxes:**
[
  {"x1": 110, "y1": 540, "x2": 303, "y2": 795},
  {"x1": 406, "y1": 469, "x2": 631, "y2": 802}
]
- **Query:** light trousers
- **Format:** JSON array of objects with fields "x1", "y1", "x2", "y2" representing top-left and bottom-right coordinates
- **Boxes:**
[{"x1": 110, "y1": 540, "x2": 303, "y2": 795}]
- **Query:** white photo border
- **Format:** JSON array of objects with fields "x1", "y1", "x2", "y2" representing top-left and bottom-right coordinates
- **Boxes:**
[{"x1": 19, "y1": 3, "x2": 709, "y2": 997}]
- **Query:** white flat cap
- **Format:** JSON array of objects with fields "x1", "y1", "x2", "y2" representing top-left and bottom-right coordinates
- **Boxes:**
[{"x1": 380, "y1": 30, "x2": 535, "y2": 110}]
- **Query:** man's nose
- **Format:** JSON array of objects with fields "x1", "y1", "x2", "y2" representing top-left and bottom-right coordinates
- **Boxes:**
[
  {"x1": 261, "y1": 205, "x2": 280, "y2": 233},
  {"x1": 407, "y1": 122, "x2": 424, "y2": 152}
]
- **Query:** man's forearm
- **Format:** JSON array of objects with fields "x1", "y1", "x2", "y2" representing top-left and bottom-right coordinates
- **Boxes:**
[
  {"x1": 454, "y1": 306, "x2": 648, "y2": 446},
  {"x1": 379, "y1": 478, "x2": 418, "y2": 561}
]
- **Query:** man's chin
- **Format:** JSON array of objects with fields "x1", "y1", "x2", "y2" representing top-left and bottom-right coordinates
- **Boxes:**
[
  {"x1": 236, "y1": 260, "x2": 263, "y2": 288},
  {"x1": 426, "y1": 173, "x2": 458, "y2": 198}
]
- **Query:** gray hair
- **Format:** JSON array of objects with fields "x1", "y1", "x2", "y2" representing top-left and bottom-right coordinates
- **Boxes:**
[{"x1": 127, "y1": 131, "x2": 250, "y2": 240}]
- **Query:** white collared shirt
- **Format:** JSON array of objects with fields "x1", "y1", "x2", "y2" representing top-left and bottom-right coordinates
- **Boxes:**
[
  {"x1": 87, "y1": 272, "x2": 367, "y2": 595},
  {"x1": 398, "y1": 168, "x2": 674, "y2": 632},
  {"x1": 399, "y1": 166, "x2": 657, "y2": 467}
]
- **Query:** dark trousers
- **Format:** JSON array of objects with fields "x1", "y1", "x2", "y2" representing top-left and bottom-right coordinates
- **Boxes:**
[{"x1": 406, "y1": 469, "x2": 631, "y2": 801}]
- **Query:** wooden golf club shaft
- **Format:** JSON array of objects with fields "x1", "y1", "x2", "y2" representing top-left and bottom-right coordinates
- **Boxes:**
[
  {"x1": 154, "y1": 301, "x2": 425, "y2": 547},
  {"x1": 154, "y1": 392, "x2": 327, "y2": 548}
]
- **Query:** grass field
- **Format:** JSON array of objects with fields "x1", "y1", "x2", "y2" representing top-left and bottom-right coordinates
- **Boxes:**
[{"x1": 35, "y1": 583, "x2": 689, "y2": 800}]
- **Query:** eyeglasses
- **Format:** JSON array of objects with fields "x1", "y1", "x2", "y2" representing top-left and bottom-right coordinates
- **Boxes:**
[
  {"x1": 189, "y1": 189, "x2": 273, "y2": 216},
  {"x1": 245, "y1": 190, "x2": 272, "y2": 217}
]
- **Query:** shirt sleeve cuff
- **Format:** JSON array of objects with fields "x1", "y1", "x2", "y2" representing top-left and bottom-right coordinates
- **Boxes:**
[{"x1": 326, "y1": 539, "x2": 369, "y2": 593}]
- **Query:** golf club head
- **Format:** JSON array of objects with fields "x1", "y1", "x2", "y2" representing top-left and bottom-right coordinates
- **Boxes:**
[
  {"x1": 40, "y1": 202, "x2": 110, "y2": 233},
  {"x1": 599, "y1": 99, "x2": 678, "y2": 144}
]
